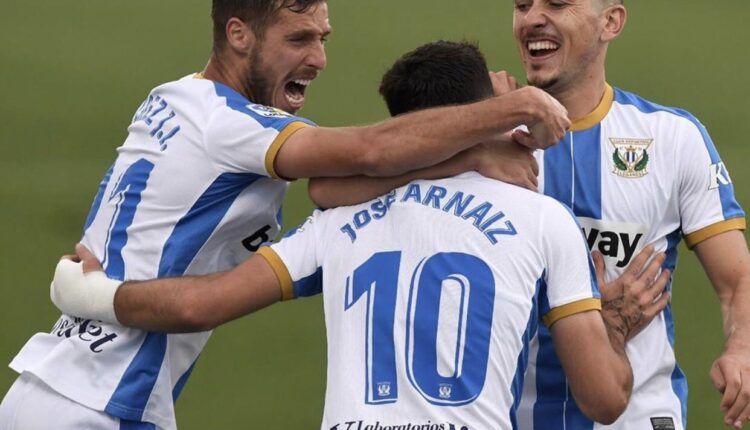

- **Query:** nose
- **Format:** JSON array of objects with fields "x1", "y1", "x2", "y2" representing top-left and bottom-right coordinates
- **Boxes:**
[
  {"x1": 519, "y1": 3, "x2": 548, "y2": 29},
  {"x1": 307, "y1": 42, "x2": 327, "y2": 71}
]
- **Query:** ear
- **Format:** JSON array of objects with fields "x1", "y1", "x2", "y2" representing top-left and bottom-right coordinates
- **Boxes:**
[
  {"x1": 225, "y1": 17, "x2": 256, "y2": 53},
  {"x1": 601, "y1": 4, "x2": 627, "y2": 43}
]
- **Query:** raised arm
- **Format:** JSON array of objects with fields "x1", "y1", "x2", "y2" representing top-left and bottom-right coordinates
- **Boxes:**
[
  {"x1": 550, "y1": 310, "x2": 632, "y2": 424},
  {"x1": 694, "y1": 231, "x2": 750, "y2": 429},
  {"x1": 274, "y1": 86, "x2": 567, "y2": 180},
  {"x1": 308, "y1": 136, "x2": 539, "y2": 208},
  {"x1": 51, "y1": 244, "x2": 283, "y2": 333}
]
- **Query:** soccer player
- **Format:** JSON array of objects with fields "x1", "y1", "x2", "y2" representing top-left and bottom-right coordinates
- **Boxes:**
[
  {"x1": 0, "y1": 2, "x2": 571, "y2": 429},
  {"x1": 50, "y1": 40, "x2": 637, "y2": 429},
  {"x1": 508, "y1": 1, "x2": 750, "y2": 429}
]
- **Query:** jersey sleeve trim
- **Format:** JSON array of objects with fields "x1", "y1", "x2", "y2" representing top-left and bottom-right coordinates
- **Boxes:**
[
  {"x1": 265, "y1": 121, "x2": 310, "y2": 180},
  {"x1": 684, "y1": 217, "x2": 746, "y2": 249},
  {"x1": 256, "y1": 247, "x2": 294, "y2": 301},
  {"x1": 542, "y1": 298, "x2": 602, "y2": 327}
]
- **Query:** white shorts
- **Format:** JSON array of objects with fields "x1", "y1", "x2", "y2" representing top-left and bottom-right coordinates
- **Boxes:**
[{"x1": 0, "y1": 372, "x2": 160, "y2": 430}]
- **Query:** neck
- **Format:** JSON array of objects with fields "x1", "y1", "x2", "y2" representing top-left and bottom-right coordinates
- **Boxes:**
[
  {"x1": 203, "y1": 51, "x2": 251, "y2": 99},
  {"x1": 550, "y1": 71, "x2": 607, "y2": 122}
]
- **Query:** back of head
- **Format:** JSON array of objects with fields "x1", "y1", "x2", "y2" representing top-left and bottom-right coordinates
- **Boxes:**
[
  {"x1": 211, "y1": 0, "x2": 324, "y2": 49},
  {"x1": 379, "y1": 41, "x2": 494, "y2": 116}
]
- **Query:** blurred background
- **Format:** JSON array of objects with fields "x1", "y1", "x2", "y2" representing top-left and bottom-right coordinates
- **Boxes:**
[{"x1": 2, "y1": 1, "x2": 749, "y2": 428}]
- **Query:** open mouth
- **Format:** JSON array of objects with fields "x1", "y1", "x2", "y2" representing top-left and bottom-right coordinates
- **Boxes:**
[
  {"x1": 284, "y1": 78, "x2": 312, "y2": 111},
  {"x1": 527, "y1": 40, "x2": 560, "y2": 59}
]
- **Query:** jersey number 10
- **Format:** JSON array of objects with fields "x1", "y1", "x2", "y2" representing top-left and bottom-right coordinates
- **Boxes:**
[{"x1": 345, "y1": 251, "x2": 495, "y2": 407}]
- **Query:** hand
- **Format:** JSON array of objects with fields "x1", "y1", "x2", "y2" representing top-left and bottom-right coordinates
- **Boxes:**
[
  {"x1": 507, "y1": 86, "x2": 570, "y2": 149},
  {"x1": 711, "y1": 348, "x2": 750, "y2": 429},
  {"x1": 593, "y1": 245, "x2": 671, "y2": 345},
  {"x1": 489, "y1": 71, "x2": 518, "y2": 96},
  {"x1": 50, "y1": 244, "x2": 120, "y2": 322},
  {"x1": 471, "y1": 133, "x2": 539, "y2": 191}
]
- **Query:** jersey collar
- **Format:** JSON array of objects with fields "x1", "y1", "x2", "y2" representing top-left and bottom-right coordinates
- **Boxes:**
[{"x1": 570, "y1": 84, "x2": 614, "y2": 131}]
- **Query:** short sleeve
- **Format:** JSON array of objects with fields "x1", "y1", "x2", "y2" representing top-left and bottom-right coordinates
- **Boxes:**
[
  {"x1": 676, "y1": 115, "x2": 745, "y2": 248},
  {"x1": 539, "y1": 201, "x2": 601, "y2": 327},
  {"x1": 204, "y1": 82, "x2": 315, "y2": 178},
  {"x1": 257, "y1": 210, "x2": 325, "y2": 301}
]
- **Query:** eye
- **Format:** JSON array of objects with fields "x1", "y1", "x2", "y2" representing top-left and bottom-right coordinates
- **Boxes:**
[
  {"x1": 548, "y1": 0, "x2": 568, "y2": 8},
  {"x1": 514, "y1": 1, "x2": 531, "y2": 12}
]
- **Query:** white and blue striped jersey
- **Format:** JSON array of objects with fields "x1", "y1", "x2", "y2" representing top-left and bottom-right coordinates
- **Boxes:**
[
  {"x1": 518, "y1": 85, "x2": 745, "y2": 430},
  {"x1": 9, "y1": 74, "x2": 314, "y2": 429},
  {"x1": 259, "y1": 172, "x2": 601, "y2": 430}
]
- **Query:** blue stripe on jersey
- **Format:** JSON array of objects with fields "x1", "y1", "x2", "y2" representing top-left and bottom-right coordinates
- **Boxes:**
[
  {"x1": 532, "y1": 328, "x2": 593, "y2": 430},
  {"x1": 614, "y1": 88, "x2": 744, "y2": 220},
  {"x1": 107, "y1": 172, "x2": 260, "y2": 420},
  {"x1": 294, "y1": 267, "x2": 323, "y2": 297},
  {"x1": 211, "y1": 81, "x2": 316, "y2": 131},
  {"x1": 572, "y1": 127, "x2": 602, "y2": 219},
  {"x1": 120, "y1": 420, "x2": 156, "y2": 430},
  {"x1": 172, "y1": 359, "x2": 198, "y2": 401},
  {"x1": 543, "y1": 134, "x2": 573, "y2": 208},
  {"x1": 664, "y1": 228, "x2": 688, "y2": 426},
  {"x1": 83, "y1": 163, "x2": 114, "y2": 232},
  {"x1": 106, "y1": 332, "x2": 168, "y2": 421},
  {"x1": 509, "y1": 277, "x2": 542, "y2": 429},
  {"x1": 159, "y1": 172, "x2": 262, "y2": 277}
]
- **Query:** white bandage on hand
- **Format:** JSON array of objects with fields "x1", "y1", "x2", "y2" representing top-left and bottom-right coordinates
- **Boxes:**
[{"x1": 50, "y1": 259, "x2": 122, "y2": 323}]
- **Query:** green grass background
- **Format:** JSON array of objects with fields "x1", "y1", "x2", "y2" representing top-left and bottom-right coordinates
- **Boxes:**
[{"x1": 2, "y1": 1, "x2": 749, "y2": 428}]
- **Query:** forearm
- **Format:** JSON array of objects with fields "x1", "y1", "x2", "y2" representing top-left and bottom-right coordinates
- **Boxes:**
[
  {"x1": 115, "y1": 264, "x2": 282, "y2": 333},
  {"x1": 720, "y1": 275, "x2": 750, "y2": 350},
  {"x1": 308, "y1": 148, "x2": 475, "y2": 208},
  {"x1": 357, "y1": 94, "x2": 530, "y2": 177}
]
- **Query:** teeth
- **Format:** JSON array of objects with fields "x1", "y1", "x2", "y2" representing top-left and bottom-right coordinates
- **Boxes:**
[
  {"x1": 528, "y1": 41, "x2": 559, "y2": 51},
  {"x1": 292, "y1": 79, "x2": 312, "y2": 86}
]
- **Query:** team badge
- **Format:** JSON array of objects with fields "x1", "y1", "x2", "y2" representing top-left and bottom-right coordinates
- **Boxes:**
[
  {"x1": 377, "y1": 382, "x2": 391, "y2": 397},
  {"x1": 609, "y1": 138, "x2": 653, "y2": 178},
  {"x1": 438, "y1": 384, "x2": 453, "y2": 399},
  {"x1": 246, "y1": 103, "x2": 292, "y2": 118}
]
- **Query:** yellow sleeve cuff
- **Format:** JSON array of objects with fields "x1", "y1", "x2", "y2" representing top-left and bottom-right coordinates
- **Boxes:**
[
  {"x1": 684, "y1": 218, "x2": 746, "y2": 249},
  {"x1": 542, "y1": 298, "x2": 602, "y2": 327},
  {"x1": 256, "y1": 247, "x2": 294, "y2": 301},
  {"x1": 264, "y1": 121, "x2": 310, "y2": 180}
]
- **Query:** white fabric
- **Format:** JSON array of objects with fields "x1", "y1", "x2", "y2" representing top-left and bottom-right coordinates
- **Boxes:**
[
  {"x1": 270, "y1": 173, "x2": 599, "y2": 430},
  {"x1": 8, "y1": 74, "x2": 312, "y2": 430},
  {"x1": 518, "y1": 87, "x2": 744, "y2": 430}
]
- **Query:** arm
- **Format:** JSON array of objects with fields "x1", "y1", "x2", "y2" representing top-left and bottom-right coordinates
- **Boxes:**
[
  {"x1": 551, "y1": 310, "x2": 633, "y2": 424},
  {"x1": 51, "y1": 244, "x2": 283, "y2": 333},
  {"x1": 308, "y1": 136, "x2": 539, "y2": 208},
  {"x1": 694, "y1": 231, "x2": 750, "y2": 429},
  {"x1": 275, "y1": 86, "x2": 568, "y2": 179}
]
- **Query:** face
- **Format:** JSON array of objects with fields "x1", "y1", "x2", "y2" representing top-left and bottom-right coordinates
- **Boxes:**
[
  {"x1": 245, "y1": 2, "x2": 331, "y2": 114},
  {"x1": 513, "y1": 0, "x2": 606, "y2": 93}
]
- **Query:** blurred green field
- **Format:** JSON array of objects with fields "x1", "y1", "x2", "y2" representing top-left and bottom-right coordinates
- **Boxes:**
[{"x1": 2, "y1": 1, "x2": 749, "y2": 428}]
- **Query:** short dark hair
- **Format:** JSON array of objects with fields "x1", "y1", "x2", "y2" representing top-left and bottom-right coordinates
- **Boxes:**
[
  {"x1": 212, "y1": 0, "x2": 324, "y2": 49},
  {"x1": 379, "y1": 41, "x2": 494, "y2": 116}
]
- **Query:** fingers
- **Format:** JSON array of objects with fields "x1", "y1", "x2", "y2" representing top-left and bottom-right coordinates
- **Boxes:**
[
  {"x1": 732, "y1": 397, "x2": 750, "y2": 429},
  {"x1": 489, "y1": 71, "x2": 518, "y2": 96},
  {"x1": 75, "y1": 243, "x2": 104, "y2": 273},
  {"x1": 592, "y1": 251, "x2": 607, "y2": 288},
  {"x1": 511, "y1": 129, "x2": 539, "y2": 149},
  {"x1": 639, "y1": 252, "x2": 667, "y2": 283},
  {"x1": 649, "y1": 268, "x2": 671, "y2": 303},
  {"x1": 724, "y1": 368, "x2": 749, "y2": 428},
  {"x1": 624, "y1": 245, "x2": 655, "y2": 279},
  {"x1": 720, "y1": 362, "x2": 742, "y2": 415}
]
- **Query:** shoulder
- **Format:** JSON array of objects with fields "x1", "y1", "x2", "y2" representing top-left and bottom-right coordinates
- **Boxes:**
[{"x1": 611, "y1": 87, "x2": 708, "y2": 136}]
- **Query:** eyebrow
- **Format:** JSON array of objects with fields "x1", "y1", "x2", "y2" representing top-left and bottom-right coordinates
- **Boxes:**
[{"x1": 287, "y1": 27, "x2": 332, "y2": 39}]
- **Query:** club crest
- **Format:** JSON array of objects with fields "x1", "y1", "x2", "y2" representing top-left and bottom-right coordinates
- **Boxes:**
[{"x1": 609, "y1": 138, "x2": 653, "y2": 178}]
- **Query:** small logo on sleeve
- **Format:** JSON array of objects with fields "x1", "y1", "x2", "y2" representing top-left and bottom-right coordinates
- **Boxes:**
[
  {"x1": 246, "y1": 104, "x2": 292, "y2": 118},
  {"x1": 650, "y1": 417, "x2": 676, "y2": 430},
  {"x1": 709, "y1": 162, "x2": 733, "y2": 189},
  {"x1": 610, "y1": 138, "x2": 654, "y2": 178}
]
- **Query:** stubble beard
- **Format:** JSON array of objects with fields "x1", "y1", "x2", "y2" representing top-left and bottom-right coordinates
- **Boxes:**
[{"x1": 244, "y1": 46, "x2": 274, "y2": 106}]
